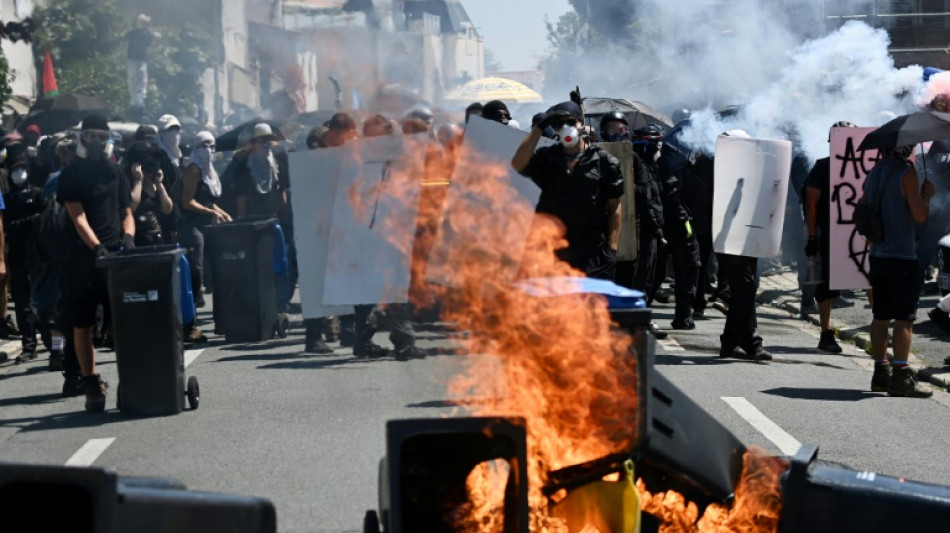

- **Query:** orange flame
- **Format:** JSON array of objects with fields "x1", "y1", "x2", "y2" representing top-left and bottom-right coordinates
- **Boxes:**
[{"x1": 638, "y1": 448, "x2": 788, "y2": 533}]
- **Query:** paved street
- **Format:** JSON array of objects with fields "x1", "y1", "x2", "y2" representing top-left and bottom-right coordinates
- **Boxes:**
[{"x1": 1, "y1": 278, "x2": 949, "y2": 532}]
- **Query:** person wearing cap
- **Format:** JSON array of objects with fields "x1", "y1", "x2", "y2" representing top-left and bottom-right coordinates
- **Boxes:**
[
  {"x1": 512, "y1": 101, "x2": 624, "y2": 280},
  {"x1": 481, "y1": 100, "x2": 511, "y2": 126},
  {"x1": 321, "y1": 112, "x2": 359, "y2": 149},
  {"x1": 57, "y1": 114, "x2": 135, "y2": 412},
  {"x1": 234, "y1": 123, "x2": 289, "y2": 218},
  {"x1": 153, "y1": 114, "x2": 185, "y2": 242},
  {"x1": 126, "y1": 14, "x2": 158, "y2": 116}
]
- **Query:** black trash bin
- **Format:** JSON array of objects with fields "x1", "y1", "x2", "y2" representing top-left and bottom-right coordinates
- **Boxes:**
[
  {"x1": 97, "y1": 245, "x2": 199, "y2": 416},
  {"x1": 204, "y1": 217, "x2": 283, "y2": 343}
]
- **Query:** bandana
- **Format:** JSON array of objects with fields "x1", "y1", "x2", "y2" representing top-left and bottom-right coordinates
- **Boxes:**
[
  {"x1": 191, "y1": 146, "x2": 221, "y2": 197},
  {"x1": 247, "y1": 145, "x2": 278, "y2": 194}
]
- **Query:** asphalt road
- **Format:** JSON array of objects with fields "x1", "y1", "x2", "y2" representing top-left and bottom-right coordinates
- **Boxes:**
[{"x1": 1, "y1": 290, "x2": 949, "y2": 532}]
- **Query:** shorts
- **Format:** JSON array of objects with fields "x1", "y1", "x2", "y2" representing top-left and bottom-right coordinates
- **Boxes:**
[
  {"x1": 869, "y1": 256, "x2": 919, "y2": 322},
  {"x1": 65, "y1": 248, "x2": 111, "y2": 329}
]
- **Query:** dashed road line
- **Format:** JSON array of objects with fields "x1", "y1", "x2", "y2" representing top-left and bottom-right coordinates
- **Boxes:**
[
  {"x1": 184, "y1": 349, "x2": 204, "y2": 368},
  {"x1": 657, "y1": 336, "x2": 686, "y2": 352},
  {"x1": 721, "y1": 396, "x2": 801, "y2": 456},
  {"x1": 65, "y1": 438, "x2": 116, "y2": 467}
]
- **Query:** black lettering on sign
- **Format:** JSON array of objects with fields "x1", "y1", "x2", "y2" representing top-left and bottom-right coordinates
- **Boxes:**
[
  {"x1": 834, "y1": 137, "x2": 881, "y2": 179},
  {"x1": 831, "y1": 182, "x2": 858, "y2": 224}
]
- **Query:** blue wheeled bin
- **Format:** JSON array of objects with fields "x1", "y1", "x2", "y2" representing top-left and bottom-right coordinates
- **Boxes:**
[
  {"x1": 204, "y1": 216, "x2": 289, "y2": 343},
  {"x1": 97, "y1": 245, "x2": 200, "y2": 416}
]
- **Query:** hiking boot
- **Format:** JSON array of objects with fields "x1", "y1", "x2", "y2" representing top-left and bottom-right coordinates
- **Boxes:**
[
  {"x1": 83, "y1": 374, "x2": 109, "y2": 413},
  {"x1": 671, "y1": 319, "x2": 695, "y2": 330},
  {"x1": 653, "y1": 289, "x2": 672, "y2": 304},
  {"x1": 817, "y1": 330, "x2": 843, "y2": 354},
  {"x1": 871, "y1": 361, "x2": 891, "y2": 392},
  {"x1": 745, "y1": 346, "x2": 773, "y2": 361},
  {"x1": 0, "y1": 315, "x2": 19, "y2": 339},
  {"x1": 888, "y1": 366, "x2": 932, "y2": 398},
  {"x1": 353, "y1": 342, "x2": 386, "y2": 359},
  {"x1": 62, "y1": 373, "x2": 86, "y2": 398},
  {"x1": 719, "y1": 345, "x2": 744, "y2": 359},
  {"x1": 304, "y1": 339, "x2": 333, "y2": 355},
  {"x1": 48, "y1": 350, "x2": 64, "y2": 372},
  {"x1": 929, "y1": 308, "x2": 950, "y2": 334},
  {"x1": 393, "y1": 346, "x2": 426, "y2": 362},
  {"x1": 711, "y1": 299, "x2": 730, "y2": 315},
  {"x1": 183, "y1": 325, "x2": 208, "y2": 344},
  {"x1": 14, "y1": 349, "x2": 38, "y2": 364}
]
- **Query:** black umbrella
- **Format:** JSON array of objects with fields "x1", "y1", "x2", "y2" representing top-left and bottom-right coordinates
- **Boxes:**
[
  {"x1": 215, "y1": 118, "x2": 287, "y2": 152},
  {"x1": 858, "y1": 112, "x2": 950, "y2": 151},
  {"x1": 16, "y1": 93, "x2": 109, "y2": 135}
]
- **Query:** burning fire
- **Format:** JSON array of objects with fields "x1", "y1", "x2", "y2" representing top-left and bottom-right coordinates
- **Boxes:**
[{"x1": 342, "y1": 131, "x2": 786, "y2": 532}]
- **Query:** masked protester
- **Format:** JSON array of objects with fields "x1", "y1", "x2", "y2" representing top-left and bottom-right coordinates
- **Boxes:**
[
  {"x1": 154, "y1": 114, "x2": 184, "y2": 242},
  {"x1": 235, "y1": 124, "x2": 289, "y2": 217},
  {"x1": 512, "y1": 101, "x2": 624, "y2": 280},
  {"x1": 481, "y1": 100, "x2": 511, "y2": 125},
  {"x1": 2, "y1": 156, "x2": 47, "y2": 364},
  {"x1": 57, "y1": 114, "x2": 135, "y2": 413}
]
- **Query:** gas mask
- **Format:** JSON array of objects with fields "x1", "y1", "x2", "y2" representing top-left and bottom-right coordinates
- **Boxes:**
[
  {"x1": 11, "y1": 167, "x2": 28, "y2": 186},
  {"x1": 559, "y1": 124, "x2": 580, "y2": 148},
  {"x1": 77, "y1": 131, "x2": 113, "y2": 161},
  {"x1": 605, "y1": 132, "x2": 628, "y2": 143}
]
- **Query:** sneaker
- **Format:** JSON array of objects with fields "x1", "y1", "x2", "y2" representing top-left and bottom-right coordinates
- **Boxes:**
[
  {"x1": 830, "y1": 296, "x2": 855, "y2": 309},
  {"x1": 871, "y1": 361, "x2": 891, "y2": 392},
  {"x1": 183, "y1": 325, "x2": 208, "y2": 344},
  {"x1": 817, "y1": 330, "x2": 843, "y2": 354},
  {"x1": 83, "y1": 374, "x2": 109, "y2": 413},
  {"x1": 353, "y1": 342, "x2": 386, "y2": 359},
  {"x1": 305, "y1": 339, "x2": 334, "y2": 355},
  {"x1": 394, "y1": 346, "x2": 426, "y2": 361},
  {"x1": 929, "y1": 308, "x2": 950, "y2": 334},
  {"x1": 671, "y1": 319, "x2": 696, "y2": 330},
  {"x1": 62, "y1": 373, "x2": 86, "y2": 398},
  {"x1": 48, "y1": 350, "x2": 64, "y2": 372},
  {"x1": 888, "y1": 366, "x2": 932, "y2": 398},
  {"x1": 800, "y1": 300, "x2": 819, "y2": 315},
  {"x1": 14, "y1": 349, "x2": 37, "y2": 364},
  {"x1": 648, "y1": 322, "x2": 668, "y2": 340},
  {"x1": 711, "y1": 299, "x2": 730, "y2": 315}
]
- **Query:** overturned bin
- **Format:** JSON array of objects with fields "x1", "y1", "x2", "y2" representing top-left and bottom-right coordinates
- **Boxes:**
[{"x1": 97, "y1": 245, "x2": 199, "y2": 416}]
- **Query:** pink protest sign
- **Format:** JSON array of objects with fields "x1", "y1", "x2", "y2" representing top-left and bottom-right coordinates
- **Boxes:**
[{"x1": 828, "y1": 127, "x2": 880, "y2": 290}]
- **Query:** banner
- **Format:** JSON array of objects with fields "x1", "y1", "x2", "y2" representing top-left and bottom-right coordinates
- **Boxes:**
[
  {"x1": 828, "y1": 127, "x2": 879, "y2": 290},
  {"x1": 595, "y1": 142, "x2": 638, "y2": 261},
  {"x1": 288, "y1": 147, "x2": 353, "y2": 319},
  {"x1": 322, "y1": 134, "x2": 427, "y2": 305},
  {"x1": 426, "y1": 117, "x2": 554, "y2": 285},
  {"x1": 712, "y1": 136, "x2": 792, "y2": 258}
]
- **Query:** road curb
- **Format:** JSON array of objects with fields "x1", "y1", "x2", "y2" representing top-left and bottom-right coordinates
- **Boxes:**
[{"x1": 757, "y1": 291, "x2": 947, "y2": 390}]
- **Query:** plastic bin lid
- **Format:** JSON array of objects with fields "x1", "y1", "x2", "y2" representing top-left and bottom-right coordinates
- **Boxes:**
[
  {"x1": 204, "y1": 216, "x2": 278, "y2": 233},
  {"x1": 514, "y1": 277, "x2": 647, "y2": 309},
  {"x1": 96, "y1": 245, "x2": 184, "y2": 267}
]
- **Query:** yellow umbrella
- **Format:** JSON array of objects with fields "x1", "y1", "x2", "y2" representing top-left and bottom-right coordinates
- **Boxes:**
[{"x1": 445, "y1": 77, "x2": 542, "y2": 103}]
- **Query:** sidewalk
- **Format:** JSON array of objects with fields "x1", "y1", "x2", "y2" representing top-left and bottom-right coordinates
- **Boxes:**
[{"x1": 756, "y1": 268, "x2": 950, "y2": 389}]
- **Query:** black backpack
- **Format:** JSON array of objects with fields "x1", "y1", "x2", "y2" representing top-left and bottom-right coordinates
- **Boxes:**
[
  {"x1": 34, "y1": 191, "x2": 76, "y2": 263},
  {"x1": 854, "y1": 163, "x2": 903, "y2": 244}
]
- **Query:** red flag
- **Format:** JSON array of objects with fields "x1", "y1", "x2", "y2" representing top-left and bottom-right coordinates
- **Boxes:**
[{"x1": 42, "y1": 48, "x2": 59, "y2": 98}]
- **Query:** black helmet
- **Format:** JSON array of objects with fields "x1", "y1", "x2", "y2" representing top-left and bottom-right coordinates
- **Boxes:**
[
  {"x1": 671, "y1": 108, "x2": 690, "y2": 124},
  {"x1": 599, "y1": 111, "x2": 628, "y2": 140},
  {"x1": 547, "y1": 101, "x2": 582, "y2": 120},
  {"x1": 632, "y1": 124, "x2": 663, "y2": 140}
]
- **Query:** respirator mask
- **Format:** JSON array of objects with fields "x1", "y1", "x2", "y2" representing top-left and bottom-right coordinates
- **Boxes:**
[
  {"x1": 11, "y1": 167, "x2": 28, "y2": 186},
  {"x1": 558, "y1": 124, "x2": 580, "y2": 148}
]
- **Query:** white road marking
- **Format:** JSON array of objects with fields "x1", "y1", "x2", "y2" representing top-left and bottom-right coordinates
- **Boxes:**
[
  {"x1": 721, "y1": 397, "x2": 801, "y2": 456},
  {"x1": 657, "y1": 337, "x2": 685, "y2": 352},
  {"x1": 65, "y1": 438, "x2": 116, "y2": 467},
  {"x1": 184, "y1": 349, "x2": 204, "y2": 368}
]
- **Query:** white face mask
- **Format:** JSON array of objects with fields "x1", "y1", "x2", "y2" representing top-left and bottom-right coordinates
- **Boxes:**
[
  {"x1": 162, "y1": 130, "x2": 181, "y2": 150},
  {"x1": 559, "y1": 124, "x2": 580, "y2": 148},
  {"x1": 11, "y1": 168, "x2": 28, "y2": 186}
]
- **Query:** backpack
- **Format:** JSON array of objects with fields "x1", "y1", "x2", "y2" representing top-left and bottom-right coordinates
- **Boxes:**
[
  {"x1": 854, "y1": 163, "x2": 903, "y2": 244},
  {"x1": 34, "y1": 192, "x2": 76, "y2": 263}
]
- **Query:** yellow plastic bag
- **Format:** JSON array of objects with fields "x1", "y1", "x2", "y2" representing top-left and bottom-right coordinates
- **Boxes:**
[{"x1": 550, "y1": 459, "x2": 641, "y2": 533}]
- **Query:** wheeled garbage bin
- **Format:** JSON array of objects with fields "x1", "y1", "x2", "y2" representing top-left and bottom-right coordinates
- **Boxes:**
[
  {"x1": 204, "y1": 217, "x2": 289, "y2": 343},
  {"x1": 97, "y1": 245, "x2": 199, "y2": 416}
]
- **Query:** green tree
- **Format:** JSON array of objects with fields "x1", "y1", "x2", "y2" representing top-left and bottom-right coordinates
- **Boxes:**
[{"x1": 0, "y1": 47, "x2": 14, "y2": 106}]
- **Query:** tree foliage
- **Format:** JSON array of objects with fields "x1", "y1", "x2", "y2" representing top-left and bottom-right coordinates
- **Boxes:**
[
  {"x1": 31, "y1": 0, "x2": 214, "y2": 122},
  {"x1": 0, "y1": 47, "x2": 13, "y2": 106}
]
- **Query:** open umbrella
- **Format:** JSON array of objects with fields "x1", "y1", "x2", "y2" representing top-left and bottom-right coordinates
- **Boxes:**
[
  {"x1": 859, "y1": 111, "x2": 950, "y2": 151},
  {"x1": 445, "y1": 77, "x2": 542, "y2": 103},
  {"x1": 16, "y1": 93, "x2": 109, "y2": 135},
  {"x1": 582, "y1": 97, "x2": 673, "y2": 131},
  {"x1": 215, "y1": 118, "x2": 288, "y2": 152}
]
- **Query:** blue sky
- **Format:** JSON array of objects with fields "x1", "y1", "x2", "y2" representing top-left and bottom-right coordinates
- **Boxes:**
[{"x1": 464, "y1": 0, "x2": 574, "y2": 72}]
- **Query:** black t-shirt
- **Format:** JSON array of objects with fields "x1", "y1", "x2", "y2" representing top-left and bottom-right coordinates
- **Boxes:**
[
  {"x1": 805, "y1": 157, "x2": 831, "y2": 237},
  {"x1": 126, "y1": 28, "x2": 153, "y2": 61},
  {"x1": 520, "y1": 144, "x2": 625, "y2": 255},
  {"x1": 3, "y1": 184, "x2": 46, "y2": 253},
  {"x1": 57, "y1": 158, "x2": 131, "y2": 250}
]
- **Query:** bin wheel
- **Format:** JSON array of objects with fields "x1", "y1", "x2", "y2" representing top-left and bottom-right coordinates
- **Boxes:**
[
  {"x1": 186, "y1": 376, "x2": 200, "y2": 410},
  {"x1": 363, "y1": 510, "x2": 380, "y2": 533},
  {"x1": 275, "y1": 314, "x2": 290, "y2": 339},
  {"x1": 116, "y1": 384, "x2": 122, "y2": 411}
]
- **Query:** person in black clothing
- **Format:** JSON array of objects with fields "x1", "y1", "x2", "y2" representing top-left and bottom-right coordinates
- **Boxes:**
[
  {"x1": 129, "y1": 147, "x2": 174, "y2": 246},
  {"x1": 235, "y1": 124, "x2": 290, "y2": 218},
  {"x1": 58, "y1": 114, "x2": 135, "y2": 413},
  {"x1": 804, "y1": 122, "x2": 857, "y2": 354},
  {"x1": 513, "y1": 101, "x2": 624, "y2": 280},
  {"x1": 643, "y1": 125, "x2": 701, "y2": 330},
  {"x1": 126, "y1": 14, "x2": 157, "y2": 116},
  {"x1": 154, "y1": 115, "x2": 185, "y2": 242},
  {"x1": 3, "y1": 157, "x2": 46, "y2": 363}
]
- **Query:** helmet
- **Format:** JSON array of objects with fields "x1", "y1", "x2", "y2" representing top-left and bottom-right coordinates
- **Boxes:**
[
  {"x1": 407, "y1": 106, "x2": 434, "y2": 124},
  {"x1": 599, "y1": 111, "x2": 628, "y2": 140},
  {"x1": 547, "y1": 101, "x2": 582, "y2": 120},
  {"x1": 631, "y1": 125, "x2": 663, "y2": 140},
  {"x1": 671, "y1": 108, "x2": 691, "y2": 124}
]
